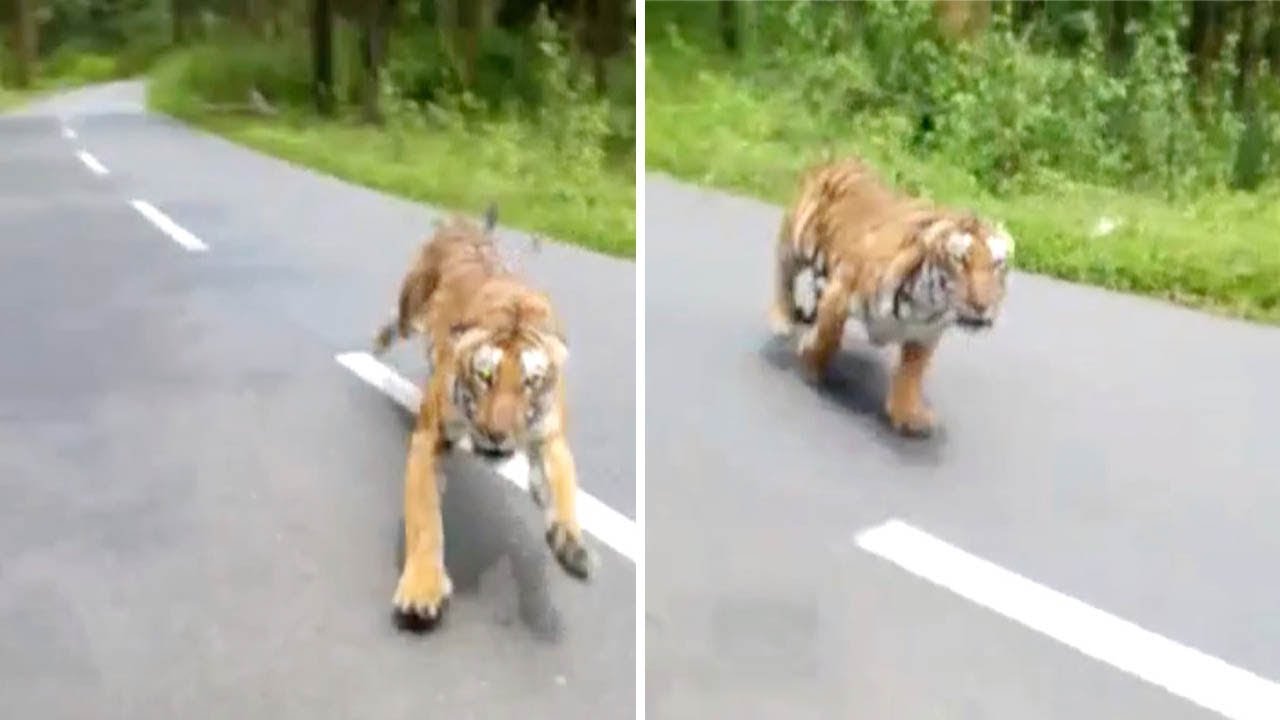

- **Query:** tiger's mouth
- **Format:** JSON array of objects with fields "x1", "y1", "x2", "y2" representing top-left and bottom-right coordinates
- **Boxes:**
[
  {"x1": 955, "y1": 314, "x2": 994, "y2": 331},
  {"x1": 474, "y1": 445, "x2": 516, "y2": 460}
]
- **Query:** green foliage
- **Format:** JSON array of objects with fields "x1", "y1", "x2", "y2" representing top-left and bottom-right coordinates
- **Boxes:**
[
  {"x1": 42, "y1": 47, "x2": 120, "y2": 83},
  {"x1": 147, "y1": 10, "x2": 635, "y2": 258},
  {"x1": 647, "y1": 1, "x2": 1280, "y2": 325},
  {"x1": 377, "y1": 6, "x2": 632, "y2": 157},
  {"x1": 148, "y1": 35, "x2": 313, "y2": 112},
  {"x1": 528, "y1": 5, "x2": 611, "y2": 174},
  {"x1": 648, "y1": 1, "x2": 1280, "y2": 199}
]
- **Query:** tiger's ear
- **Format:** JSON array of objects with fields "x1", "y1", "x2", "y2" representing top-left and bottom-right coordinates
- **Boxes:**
[
  {"x1": 945, "y1": 230, "x2": 974, "y2": 259},
  {"x1": 538, "y1": 326, "x2": 569, "y2": 367},
  {"x1": 988, "y1": 223, "x2": 1015, "y2": 264}
]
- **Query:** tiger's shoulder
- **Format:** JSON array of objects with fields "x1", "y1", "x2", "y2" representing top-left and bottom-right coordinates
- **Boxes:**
[{"x1": 784, "y1": 156, "x2": 937, "y2": 278}]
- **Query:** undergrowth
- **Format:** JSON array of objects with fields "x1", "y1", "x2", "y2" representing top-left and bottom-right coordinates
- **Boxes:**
[
  {"x1": 147, "y1": 9, "x2": 634, "y2": 258},
  {"x1": 646, "y1": 1, "x2": 1280, "y2": 324}
]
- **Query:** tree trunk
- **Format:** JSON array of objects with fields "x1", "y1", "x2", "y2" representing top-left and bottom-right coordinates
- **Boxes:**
[
  {"x1": 359, "y1": 0, "x2": 393, "y2": 123},
  {"x1": 933, "y1": 0, "x2": 989, "y2": 42},
  {"x1": 1189, "y1": 0, "x2": 1236, "y2": 83},
  {"x1": 718, "y1": 0, "x2": 738, "y2": 53},
  {"x1": 1269, "y1": 0, "x2": 1280, "y2": 78},
  {"x1": 435, "y1": 0, "x2": 480, "y2": 88},
  {"x1": 1235, "y1": 0, "x2": 1260, "y2": 108},
  {"x1": 1012, "y1": 0, "x2": 1041, "y2": 34},
  {"x1": 312, "y1": 0, "x2": 335, "y2": 115},
  {"x1": 1106, "y1": 0, "x2": 1130, "y2": 63},
  {"x1": 12, "y1": 0, "x2": 37, "y2": 88},
  {"x1": 171, "y1": 0, "x2": 186, "y2": 43}
]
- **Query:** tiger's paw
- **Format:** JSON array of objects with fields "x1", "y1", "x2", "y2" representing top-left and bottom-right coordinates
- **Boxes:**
[
  {"x1": 768, "y1": 304, "x2": 793, "y2": 337},
  {"x1": 886, "y1": 399, "x2": 937, "y2": 438},
  {"x1": 796, "y1": 330, "x2": 829, "y2": 383},
  {"x1": 546, "y1": 523, "x2": 593, "y2": 580},
  {"x1": 393, "y1": 559, "x2": 453, "y2": 628}
]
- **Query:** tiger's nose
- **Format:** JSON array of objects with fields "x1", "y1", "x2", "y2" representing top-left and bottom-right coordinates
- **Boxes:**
[{"x1": 479, "y1": 428, "x2": 512, "y2": 448}]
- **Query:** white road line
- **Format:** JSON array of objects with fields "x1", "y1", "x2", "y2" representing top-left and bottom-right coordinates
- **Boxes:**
[
  {"x1": 62, "y1": 126, "x2": 77, "y2": 140},
  {"x1": 76, "y1": 150, "x2": 107, "y2": 175},
  {"x1": 335, "y1": 351, "x2": 638, "y2": 563},
  {"x1": 129, "y1": 200, "x2": 209, "y2": 252},
  {"x1": 855, "y1": 519, "x2": 1280, "y2": 720}
]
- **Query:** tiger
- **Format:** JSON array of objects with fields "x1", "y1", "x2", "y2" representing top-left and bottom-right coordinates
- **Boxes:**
[
  {"x1": 769, "y1": 156, "x2": 1014, "y2": 436},
  {"x1": 373, "y1": 204, "x2": 592, "y2": 625}
]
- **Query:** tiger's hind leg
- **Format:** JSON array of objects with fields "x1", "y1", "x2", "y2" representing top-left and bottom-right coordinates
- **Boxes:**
[
  {"x1": 886, "y1": 339, "x2": 939, "y2": 436},
  {"x1": 372, "y1": 306, "x2": 401, "y2": 355}
]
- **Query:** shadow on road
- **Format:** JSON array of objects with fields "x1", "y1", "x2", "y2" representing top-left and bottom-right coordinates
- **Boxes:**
[
  {"x1": 391, "y1": 415, "x2": 564, "y2": 643},
  {"x1": 758, "y1": 334, "x2": 948, "y2": 467}
]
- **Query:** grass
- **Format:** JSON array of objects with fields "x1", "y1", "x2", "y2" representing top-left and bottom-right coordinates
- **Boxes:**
[
  {"x1": 145, "y1": 49, "x2": 635, "y2": 260},
  {"x1": 2, "y1": 47, "x2": 155, "y2": 112},
  {"x1": 646, "y1": 45, "x2": 1280, "y2": 326},
  {"x1": 0, "y1": 86, "x2": 37, "y2": 111}
]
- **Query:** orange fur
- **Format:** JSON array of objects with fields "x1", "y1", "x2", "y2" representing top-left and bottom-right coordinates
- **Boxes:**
[
  {"x1": 380, "y1": 209, "x2": 591, "y2": 626},
  {"x1": 772, "y1": 156, "x2": 1014, "y2": 436}
]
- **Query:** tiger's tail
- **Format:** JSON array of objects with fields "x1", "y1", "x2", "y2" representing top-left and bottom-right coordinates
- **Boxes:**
[
  {"x1": 769, "y1": 213, "x2": 798, "y2": 336},
  {"x1": 770, "y1": 174, "x2": 824, "y2": 336}
]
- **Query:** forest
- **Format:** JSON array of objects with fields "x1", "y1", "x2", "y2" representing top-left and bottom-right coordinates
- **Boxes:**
[
  {"x1": 1, "y1": 0, "x2": 636, "y2": 257},
  {"x1": 648, "y1": 1, "x2": 1280, "y2": 324}
]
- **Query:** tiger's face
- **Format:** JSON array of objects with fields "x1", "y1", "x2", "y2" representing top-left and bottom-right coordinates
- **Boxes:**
[
  {"x1": 448, "y1": 330, "x2": 564, "y2": 458},
  {"x1": 936, "y1": 217, "x2": 1014, "y2": 331}
]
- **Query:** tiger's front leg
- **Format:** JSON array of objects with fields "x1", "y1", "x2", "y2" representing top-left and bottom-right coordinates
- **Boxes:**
[
  {"x1": 393, "y1": 381, "x2": 453, "y2": 624},
  {"x1": 531, "y1": 432, "x2": 593, "y2": 579},
  {"x1": 886, "y1": 340, "x2": 938, "y2": 436}
]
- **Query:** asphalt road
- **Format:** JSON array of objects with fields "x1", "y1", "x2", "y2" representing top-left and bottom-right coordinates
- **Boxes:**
[
  {"x1": 0, "y1": 83, "x2": 635, "y2": 720},
  {"x1": 645, "y1": 173, "x2": 1280, "y2": 719}
]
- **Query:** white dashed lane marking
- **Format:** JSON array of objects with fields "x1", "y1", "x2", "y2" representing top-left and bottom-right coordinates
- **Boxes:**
[
  {"x1": 336, "y1": 351, "x2": 638, "y2": 563},
  {"x1": 856, "y1": 519, "x2": 1280, "y2": 720},
  {"x1": 76, "y1": 150, "x2": 108, "y2": 175},
  {"x1": 129, "y1": 199, "x2": 209, "y2": 252}
]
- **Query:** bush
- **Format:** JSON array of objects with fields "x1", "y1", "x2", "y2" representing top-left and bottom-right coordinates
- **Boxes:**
[
  {"x1": 43, "y1": 48, "x2": 120, "y2": 84},
  {"x1": 649, "y1": 1, "x2": 1280, "y2": 199},
  {"x1": 646, "y1": 2, "x2": 1280, "y2": 323},
  {"x1": 149, "y1": 36, "x2": 313, "y2": 114}
]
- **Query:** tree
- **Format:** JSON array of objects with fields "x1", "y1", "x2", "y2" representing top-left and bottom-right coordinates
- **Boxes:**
[
  {"x1": 574, "y1": 0, "x2": 631, "y2": 93},
  {"x1": 358, "y1": 0, "x2": 397, "y2": 122},
  {"x1": 10, "y1": 0, "x2": 38, "y2": 88},
  {"x1": 311, "y1": 0, "x2": 335, "y2": 115},
  {"x1": 171, "y1": 0, "x2": 189, "y2": 43},
  {"x1": 1235, "y1": 0, "x2": 1262, "y2": 108},
  {"x1": 934, "y1": 0, "x2": 990, "y2": 42},
  {"x1": 718, "y1": 0, "x2": 737, "y2": 53}
]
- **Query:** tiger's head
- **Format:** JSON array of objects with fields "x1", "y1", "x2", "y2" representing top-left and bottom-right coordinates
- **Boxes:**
[
  {"x1": 445, "y1": 288, "x2": 567, "y2": 459},
  {"x1": 926, "y1": 213, "x2": 1015, "y2": 332}
]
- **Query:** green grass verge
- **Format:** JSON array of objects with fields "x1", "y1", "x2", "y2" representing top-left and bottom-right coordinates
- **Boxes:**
[
  {"x1": 146, "y1": 52, "x2": 635, "y2": 260},
  {"x1": 2, "y1": 48, "x2": 154, "y2": 112},
  {"x1": 646, "y1": 49, "x2": 1280, "y2": 326},
  {"x1": 0, "y1": 87, "x2": 37, "y2": 111}
]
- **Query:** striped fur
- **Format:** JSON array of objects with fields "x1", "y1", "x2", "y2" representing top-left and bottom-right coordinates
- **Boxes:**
[{"x1": 771, "y1": 156, "x2": 1014, "y2": 436}]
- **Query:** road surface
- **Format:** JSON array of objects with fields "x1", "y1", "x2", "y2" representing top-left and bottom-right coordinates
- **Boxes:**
[
  {"x1": 645, "y1": 173, "x2": 1280, "y2": 720},
  {"x1": 0, "y1": 82, "x2": 635, "y2": 720}
]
